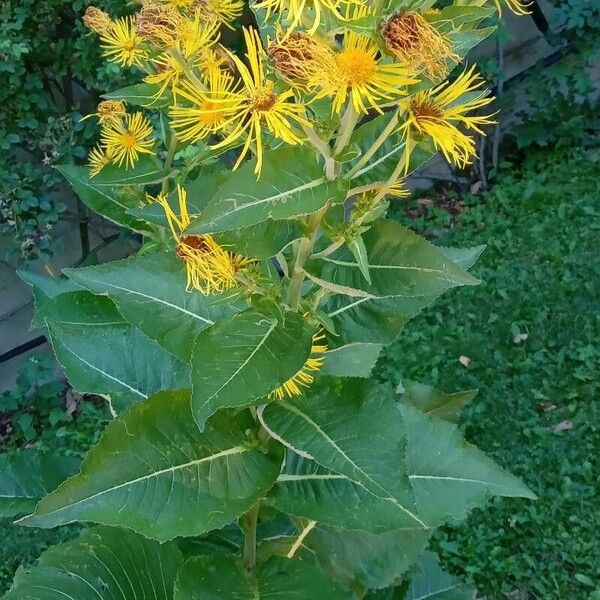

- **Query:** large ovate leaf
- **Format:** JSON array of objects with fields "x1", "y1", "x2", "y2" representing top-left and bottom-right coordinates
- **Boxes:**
[
  {"x1": 3, "y1": 526, "x2": 182, "y2": 599},
  {"x1": 438, "y1": 244, "x2": 486, "y2": 270},
  {"x1": 267, "y1": 451, "x2": 425, "y2": 534},
  {"x1": 174, "y1": 554, "x2": 353, "y2": 599},
  {"x1": 191, "y1": 308, "x2": 314, "y2": 430},
  {"x1": 17, "y1": 270, "x2": 81, "y2": 328},
  {"x1": 186, "y1": 146, "x2": 347, "y2": 234},
  {"x1": 20, "y1": 391, "x2": 282, "y2": 541},
  {"x1": 65, "y1": 252, "x2": 242, "y2": 361},
  {"x1": 320, "y1": 221, "x2": 480, "y2": 345},
  {"x1": 405, "y1": 551, "x2": 475, "y2": 600},
  {"x1": 0, "y1": 451, "x2": 80, "y2": 517},
  {"x1": 322, "y1": 343, "x2": 383, "y2": 378},
  {"x1": 47, "y1": 319, "x2": 190, "y2": 412},
  {"x1": 43, "y1": 290, "x2": 125, "y2": 325},
  {"x1": 57, "y1": 164, "x2": 154, "y2": 233},
  {"x1": 398, "y1": 380, "x2": 478, "y2": 422},
  {"x1": 89, "y1": 156, "x2": 170, "y2": 186},
  {"x1": 401, "y1": 403, "x2": 536, "y2": 526},
  {"x1": 260, "y1": 378, "x2": 428, "y2": 530}
]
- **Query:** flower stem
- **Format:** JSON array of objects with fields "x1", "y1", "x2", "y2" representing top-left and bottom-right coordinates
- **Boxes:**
[
  {"x1": 169, "y1": 49, "x2": 206, "y2": 92},
  {"x1": 161, "y1": 131, "x2": 178, "y2": 195},
  {"x1": 242, "y1": 502, "x2": 260, "y2": 572},
  {"x1": 334, "y1": 103, "x2": 359, "y2": 155}
]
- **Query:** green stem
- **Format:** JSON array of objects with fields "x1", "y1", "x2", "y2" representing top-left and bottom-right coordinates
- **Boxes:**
[
  {"x1": 334, "y1": 103, "x2": 359, "y2": 155},
  {"x1": 242, "y1": 502, "x2": 260, "y2": 572},
  {"x1": 371, "y1": 141, "x2": 415, "y2": 205},
  {"x1": 161, "y1": 131, "x2": 178, "y2": 196},
  {"x1": 345, "y1": 108, "x2": 401, "y2": 180},
  {"x1": 302, "y1": 124, "x2": 336, "y2": 180},
  {"x1": 287, "y1": 206, "x2": 328, "y2": 311},
  {"x1": 169, "y1": 49, "x2": 206, "y2": 91}
]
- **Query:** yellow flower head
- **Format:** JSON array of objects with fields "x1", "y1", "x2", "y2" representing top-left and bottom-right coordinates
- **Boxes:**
[
  {"x1": 311, "y1": 8, "x2": 418, "y2": 115},
  {"x1": 382, "y1": 11, "x2": 458, "y2": 81},
  {"x1": 100, "y1": 16, "x2": 148, "y2": 67},
  {"x1": 171, "y1": 67, "x2": 245, "y2": 142},
  {"x1": 269, "y1": 331, "x2": 327, "y2": 399},
  {"x1": 267, "y1": 31, "x2": 334, "y2": 86},
  {"x1": 189, "y1": 0, "x2": 245, "y2": 28},
  {"x1": 401, "y1": 66, "x2": 495, "y2": 171},
  {"x1": 254, "y1": 0, "x2": 365, "y2": 35},
  {"x1": 495, "y1": 0, "x2": 531, "y2": 15},
  {"x1": 83, "y1": 6, "x2": 113, "y2": 34},
  {"x1": 96, "y1": 100, "x2": 128, "y2": 124},
  {"x1": 100, "y1": 112, "x2": 155, "y2": 169},
  {"x1": 135, "y1": 3, "x2": 182, "y2": 47},
  {"x1": 174, "y1": 12, "x2": 221, "y2": 58},
  {"x1": 152, "y1": 186, "x2": 252, "y2": 295},
  {"x1": 172, "y1": 28, "x2": 308, "y2": 176},
  {"x1": 88, "y1": 145, "x2": 114, "y2": 177}
]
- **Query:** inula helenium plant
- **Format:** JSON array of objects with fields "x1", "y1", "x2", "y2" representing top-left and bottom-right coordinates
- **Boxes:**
[{"x1": 3, "y1": 0, "x2": 535, "y2": 597}]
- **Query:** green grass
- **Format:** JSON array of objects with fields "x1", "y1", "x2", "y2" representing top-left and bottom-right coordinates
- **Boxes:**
[{"x1": 379, "y1": 145, "x2": 600, "y2": 598}]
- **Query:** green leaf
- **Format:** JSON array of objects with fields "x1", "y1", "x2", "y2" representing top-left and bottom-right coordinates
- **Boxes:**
[
  {"x1": 191, "y1": 308, "x2": 314, "y2": 430},
  {"x1": 47, "y1": 320, "x2": 190, "y2": 412},
  {"x1": 104, "y1": 82, "x2": 170, "y2": 108},
  {"x1": 20, "y1": 391, "x2": 282, "y2": 541},
  {"x1": 405, "y1": 551, "x2": 475, "y2": 600},
  {"x1": 348, "y1": 236, "x2": 371, "y2": 283},
  {"x1": 174, "y1": 555, "x2": 353, "y2": 599},
  {"x1": 260, "y1": 378, "x2": 428, "y2": 530},
  {"x1": 56, "y1": 164, "x2": 154, "y2": 233},
  {"x1": 3, "y1": 526, "x2": 182, "y2": 599},
  {"x1": 65, "y1": 252, "x2": 242, "y2": 361},
  {"x1": 0, "y1": 451, "x2": 80, "y2": 517},
  {"x1": 398, "y1": 380, "x2": 478, "y2": 422},
  {"x1": 438, "y1": 244, "x2": 486, "y2": 270},
  {"x1": 186, "y1": 146, "x2": 347, "y2": 234},
  {"x1": 320, "y1": 220, "x2": 480, "y2": 344},
  {"x1": 322, "y1": 343, "x2": 383, "y2": 378},
  {"x1": 348, "y1": 115, "x2": 437, "y2": 187},
  {"x1": 401, "y1": 403, "x2": 536, "y2": 526},
  {"x1": 90, "y1": 156, "x2": 170, "y2": 186},
  {"x1": 43, "y1": 291, "x2": 125, "y2": 325},
  {"x1": 267, "y1": 451, "x2": 424, "y2": 534},
  {"x1": 303, "y1": 526, "x2": 430, "y2": 591},
  {"x1": 17, "y1": 270, "x2": 81, "y2": 328}
]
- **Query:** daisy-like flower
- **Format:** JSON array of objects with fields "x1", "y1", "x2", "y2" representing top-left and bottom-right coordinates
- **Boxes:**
[
  {"x1": 400, "y1": 66, "x2": 495, "y2": 171},
  {"x1": 496, "y1": 0, "x2": 531, "y2": 15},
  {"x1": 100, "y1": 112, "x2": 155, "y2": 169},
  {"x1": 269, "y1": 332, "x2": 327, "y2": 399},
  {"x1": 152, "y1": 185, "x2": 252, "y2": 295},
  {"x1": 311, "y1": 8, "x2": 418, "y2": 115},
  {"x1": 189, "y1": 0, "x2": 245, "y2": 28},
  {"x1": 171, "y1": 67, "x2": 245, "y2": 142},
  {"x1": 172, "y1": 27, "x2": 308, "y2": 176},
  {"x1": 254, "y1": 0, "x2": 364, "y2": 35},
  {"x1": 382, "y1": 11, "x2": 458, "y2": 81},
  {"x1": 82, "y1": 100, "x2": 127, "y2": 126},
  {"x1": 88, "y1": 145, "x2": 114, "y2": 177},
  {"x1": 99, "y1": 16, "x2": 148, "y2": 67}
]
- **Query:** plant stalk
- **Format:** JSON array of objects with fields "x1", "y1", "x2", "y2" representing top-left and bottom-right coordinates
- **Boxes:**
[{"x1": 242, "y1": 502, "x2": 260, "y2": 572}]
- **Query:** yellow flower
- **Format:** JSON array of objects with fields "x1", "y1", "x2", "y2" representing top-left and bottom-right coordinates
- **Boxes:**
[
  {"x1": 88, "y1": 145, "x2": 113, "y2": 177},
  {"x1": 152, "y1": 186, "x2": 252, "y2": 295},
  {"x1": 400, "y1": 66, "x2": 495, "y2": 171},
  {"x1": 253, "y1": 0, "x2": 364, "y2": 35},
  {"x1": 171, "y1": 67, "x2": 245, "y2": 142},
  {"x1": 100, "y1": 16, "x2": 148, "y2": 67},
  {"x1": 189, "y1": 0, "x2": 245, "y2": 28},
  {"x1": 100, "y1": 112, "x2": 155, "y2": 169},
  {"x1": 495, "y1": 0, "x2": 531, "y2": 15},
  {"x1": 174, "y1": 13, "x2": 221, "y2": 58},
  {"x1": 385, "y1": 178, "x2": 410, "y2": 199},
  {"x1": 82, "y1": 6, "x2": 113, "y2": 34},
  {"x1": 269, "y1": 332, "x2": 327, "y2": 399},
  {"x1": 311, "y1": 10, "x2": 418, "y2": 115},
  {"x1": 172, "y1": 28, "x2": 308, "y2": 176},
  {"x1": 382, "y1": 11, "x2": 458, "y2": 81},
  {"x1": 82, "y1": 100, "x2": 127, "y2": 126}
]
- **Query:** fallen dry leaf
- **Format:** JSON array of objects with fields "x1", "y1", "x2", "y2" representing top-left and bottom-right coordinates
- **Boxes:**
[
  {"x1": 459, "y1": 355, "x2": 471, "y2": 367},
  {"x1": 554, "y1": 420, "x2": 574, "y2": 432},
  {"x1": 539, "y1": 403, "x2": 558, "y2": 413},
  {"x1": 514, "y1": 333, "x2": 529, "y2": 344}
]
